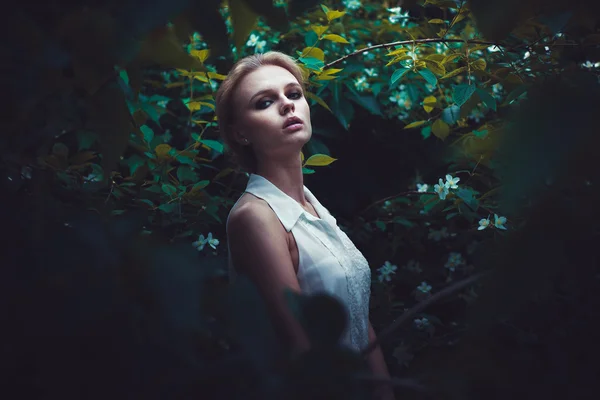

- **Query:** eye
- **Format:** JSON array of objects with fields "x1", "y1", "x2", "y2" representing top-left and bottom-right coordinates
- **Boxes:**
[
  {"x1": 255, "y1": 91, "x2": 303, "y2": 110},
  {"x1": 256, "y1": 99, "x2": 273, "y2": 109}
]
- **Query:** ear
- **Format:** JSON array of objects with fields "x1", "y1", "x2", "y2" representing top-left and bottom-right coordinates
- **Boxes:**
[{"x1": 232, "y1": 127, "x2": 250, "y2": 146}]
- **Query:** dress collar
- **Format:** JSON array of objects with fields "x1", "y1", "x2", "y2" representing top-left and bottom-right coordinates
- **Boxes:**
[{"x1": 245, "y1": 173, "x2": 324, "y2": 232}]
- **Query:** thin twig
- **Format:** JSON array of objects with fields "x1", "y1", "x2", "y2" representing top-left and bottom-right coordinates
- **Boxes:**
[
  {"x1": 360, "y1": 271, "x2": 490, "y2": 357},
  {"x1": 359, "y1": 191, "x2": 437, "y2": 216},
  {"x1": 324, "y1": 39, "x2": 502, "y2": 69},
  {"x1": 440, "y1": 0, "x2": 465, "y2": 38},
  {"x1": 324, "y1": 37, "x2": 584, "y2": 70},
  {"x1": 498, "y1": 45, "x2": 525, "y2": 83}
]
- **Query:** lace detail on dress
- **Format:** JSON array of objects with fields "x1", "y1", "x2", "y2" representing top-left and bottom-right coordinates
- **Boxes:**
[
  {"x1": 298, "y1": 217, "x2": 371, "y2": 351},
  {"x1": 335, "y1": 228, "x2": 372, "y2": 350}
]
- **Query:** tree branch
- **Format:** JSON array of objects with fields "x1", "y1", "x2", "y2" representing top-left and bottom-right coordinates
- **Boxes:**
[
  {"x1": 323, "y1": 37, "x2": 584, "y2": 70},
  {"x1": 359, "y1": 190, "x2": 436, "y2": 217},
  {"x1": 360, "y1": 271, "x2": 490, "y2": 358},
  {"x1": 324, "y1": 39, "x2": 503, "y2": 69}
]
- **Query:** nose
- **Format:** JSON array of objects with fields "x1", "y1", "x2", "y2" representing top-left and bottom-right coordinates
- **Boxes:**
[{"x1": 280, "y1": 96, "x2": 295, "y2": 114}]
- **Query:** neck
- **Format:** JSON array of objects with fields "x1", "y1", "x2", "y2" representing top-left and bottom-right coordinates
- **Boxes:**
[{"x1": 254, "y1": 152, "x2": 308, "y2": 207}]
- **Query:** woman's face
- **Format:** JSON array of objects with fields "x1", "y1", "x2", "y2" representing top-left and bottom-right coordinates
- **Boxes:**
[{"x1": 232, "y1": 65, "x2": 312, "y2": 162}]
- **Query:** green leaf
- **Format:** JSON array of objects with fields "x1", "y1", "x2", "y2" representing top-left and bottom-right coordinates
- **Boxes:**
[
  {"x1": 432, "y1": 119, "x2": 450, "y2": 140},
  {"x1": 177, "y1": 165, "x2": 198, "y2": 183},
  {"x1": 345, "y1": 91, "x2": 383, "y2": 116},
  {"x1": 452, "y1": 84, "x2": 477, "y2": 107},
  {"x1": 204, "y1": 202, "x2": 222, "y2": 223},
  {"x1": 441, "y1": 105, "x2": 461, "y2": 125},
  {"x1": 140, "y1": 101, "x2": 163, "y2": 125},
  {"x1": 471, "y1": 58, "x2": 486, "y2": 71},
  {"x1": 392, "y1": 217, "x2": 415, "y2": 228},
  {"x1": 300, "y1": 46, "x2": 325, "y2": 61},
  {"x1": 305, "y1": 91, "x2": 332, "y2": 113},
  {"x1": 423, "y1": 60, "x2": 446, "y2": 76},
  {"x1": 404, "y1": 120, "x2": 427, "y2": 129},
  {"x1": 421, "y1": 125, "x2": 432, "y2": 139},
  {"x1": 304, "y1": 154, "x2": 337, "y2": 167},
  {"x1": 141, "y1": 125, "x2": 154, "y2": 144},
  {"x1": 441, "y1": 66, "x2": 467, "y2": 79},
  {"x1": 310, "y1": 24, "x2": 328, "y2": 37},
  {"x1": 76, "y1": 131, "x2": 98, "y2": 151},
  {"x1": 176, "y1": 153, "x2": 198, "y2": 166},
  {"x1": 127, "y1": 154, "x2": 146, "y2": 176},
  {"x1": 192, "y1": 180, "x2": 210, "y2": 191},
  {"x1": 475, "y1": 88, "x2": 497, "y2": 111},
  {"x1": 305, "y1": 30, "x2": 318, "y2": 46},
  {"x1": 375, "y1": 221, "x2": 387, "y2": 232},
  {"x1": 418, "y1": 68, "x2": 438, "y2": 86},
  {"x1": 330, "y1": 81, "x2": 354, "y2": 129},
  {"x1": 446, "y1": 212, "x2": 458, "y2": 220},
  {"x1": 302, "y1": 167, "x2": 316, "y2": 174},
  {"x1": 423, "y1": 195, "x2": 440, "y2": 213},
  {"x1": 456, "y1": 188, "x2": 479, "y2": 211},
  {"x1": 504, "y1": 84, "x2": 529, "y2": 105},
  {"x1": 299, "y1": 56, "x2": 324, "y2": 71},
  {"x1": 139, "y1": 199, "x2": 155, "y2": 208},
  {"x1": 321, "y1": 5, "x2": 345, "y2": 21},
  {"x1": 423, "y1": 95, "x2": 438, "y2": 113},
  {"x1": 473, "y1": 129, "x2": 489, "y2": 138},
  {"x1": 390, "y1": 68, "x2": 410, "y2": 85},
  {"x1": 371, "y1": 82, "x2": 383, "y2": 97},
  {"x1": 200, "y1": 139, "x2": 224, "y2": 154},
  {"x1": 144, "y1": 184, "x2": 163, "y2": 194},
  {"x1": 323, "y1": 34, "x2": 349, "y2": 44},
  {"x1": 158, "y1": 203, "x2": 178, "y2": 213},
  {"x1": 119, "y1": 69, "x2": 130, "y2": 86},
  {"x1": 162, "y1": 184, "x2": 177, "y2": 197}
]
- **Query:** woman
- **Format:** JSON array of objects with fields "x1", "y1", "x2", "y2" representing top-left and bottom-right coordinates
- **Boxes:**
[{"x1": 216, "y1": 51, "x2": 394, "y2": 400}]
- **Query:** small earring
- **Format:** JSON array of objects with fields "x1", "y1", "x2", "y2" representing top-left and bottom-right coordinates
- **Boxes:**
[{"x1": 243, "y1": 138, "x2": 249, "y2": 144}]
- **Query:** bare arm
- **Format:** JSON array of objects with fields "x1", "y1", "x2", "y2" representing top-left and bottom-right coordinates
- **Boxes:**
[
  {"x1": 366, "y1": 321, "x2": 395, "y2": 400},
  {"x1": 227, "y1": 202, "x2": 311, "y2": 357}
]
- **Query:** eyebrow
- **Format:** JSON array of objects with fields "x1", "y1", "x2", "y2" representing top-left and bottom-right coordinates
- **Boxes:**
[{"x1": 248, "y1": 82, "x2": 302, "y2": 106}]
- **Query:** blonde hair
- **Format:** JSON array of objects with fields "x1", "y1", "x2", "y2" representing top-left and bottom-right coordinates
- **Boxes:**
[{"x1": 215, "y1": 51, "x2": 307, "y2": 174}]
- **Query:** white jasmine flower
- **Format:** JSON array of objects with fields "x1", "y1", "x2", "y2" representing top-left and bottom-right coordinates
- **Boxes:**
[
  {"x1": 255, "y1": 40, "x2": 267, "y2": 53},
  {"x1": 444, "y1": 252, "x2": 464, "y2": 272},
  {"x1": 434, "y1": 178, "x2": 449, "y2": 200},
  {"x1": 478, "y1": 218, "x2": 490, "y2": 230},
  {"x1": 414, "y1": 317, "x2": 430, "y2": 329},
  {"x1": 365, "y1": 68, "x2": 378, "y2": 77},
  {"x1": 445, "y1": 174, "x2": 460, "y2": 189},
  {"x1": 193, "y1": 232, "x2": 220, "y2": 251},
  {"x1": 378, "y1": 261, "x2": 398, "y2": 282},
  {"x1": 428, "y1": 227, "x2": 449, "y2": 241},
  {"x1": 246, "y1": 34, "x2": 259, "y2": 47},
  {"x1": 494, "y1": 214, "x2": 507, "y2": 230},
  {"x1": 343, "y1": 0, "x2": 361, "y2": 10},
  {"x1": 417, "y1": 281, "x2": 432, "y2": 293},
  {"x1": 354, "y1": 76, "x2": 370, "y2": 91}
]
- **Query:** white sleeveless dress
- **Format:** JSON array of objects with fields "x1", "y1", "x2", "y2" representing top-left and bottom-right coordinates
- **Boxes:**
[{"x1": 227, "y1": 173, "x2": 372, "y2": 352}]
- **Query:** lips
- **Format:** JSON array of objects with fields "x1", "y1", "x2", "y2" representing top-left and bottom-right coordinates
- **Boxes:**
[{"x1": 283, "y1": 116, "x2": 303, "y2": 129}]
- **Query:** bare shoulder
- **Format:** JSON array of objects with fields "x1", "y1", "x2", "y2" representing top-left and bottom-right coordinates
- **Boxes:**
[
  {"x1": 227, "y1": 193, "x2": 293, "y2": 277},
  {"x1": 227, "y1": 193, "x2": 280, "y2": 233},
  {"x1": 227, "y1": 196, "x2": 308, "y2": 352}
]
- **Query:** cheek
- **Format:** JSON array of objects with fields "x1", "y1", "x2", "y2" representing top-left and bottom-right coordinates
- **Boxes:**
[
  {"x1": 245, "y1": 112, "x2": 276, "y2": 133},
  {"x1": 300, "y1": 98, "x2": 311, "y2": 114}
]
